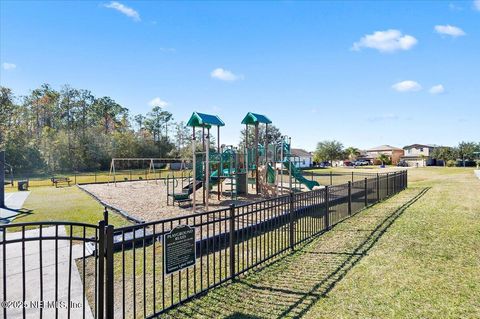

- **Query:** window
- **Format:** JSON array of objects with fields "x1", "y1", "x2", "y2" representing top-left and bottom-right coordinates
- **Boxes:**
[{"x1": 420, "y1": 148, "x2": 424, "y2": 152}]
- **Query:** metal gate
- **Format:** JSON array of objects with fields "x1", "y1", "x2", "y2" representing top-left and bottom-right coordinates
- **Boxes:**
[{"x1": 1, "y1": 220, "x2": 113, "y2": 319}]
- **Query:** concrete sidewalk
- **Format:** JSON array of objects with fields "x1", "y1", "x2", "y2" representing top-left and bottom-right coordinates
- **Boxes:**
[
  {"x1": 0, "y1": 191, "x2": 31, "y2": 222},
  {"x1": 0, "y1": 226, "x2": 94, "y2": 319}
]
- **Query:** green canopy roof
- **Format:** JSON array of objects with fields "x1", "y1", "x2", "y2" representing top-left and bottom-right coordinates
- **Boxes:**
[
  {"x1": 186, "y1": 112, "x2": 225, "y2": 128},
  {"x1": 241, "y1": 112, "x2": 272, "y2": 125}
]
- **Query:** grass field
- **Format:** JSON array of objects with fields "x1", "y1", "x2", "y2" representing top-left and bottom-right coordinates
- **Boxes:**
[
  {"x1": 8, "y1": 168, "x2": 194, "y2": 188},
  {"x1": 162, "y1": 167, "x2": 480, "y2": 318},
  {"x1": 8, "y1": 186, "x2": 132, "y2": 235}
]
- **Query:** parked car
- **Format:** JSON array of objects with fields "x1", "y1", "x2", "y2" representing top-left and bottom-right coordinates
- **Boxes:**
[
  {"x1": 343, "y1": 160, "x2": 353, "y2": 166},
  {"x1": 354, "y1": 160, "x2": 370, "y2": 166},
  {"x1": 318, "y1": 161, "x2": 331, "y2": 168},
  {"x1": 397, "y1": 160, "x2": 408, "y2": 167}
]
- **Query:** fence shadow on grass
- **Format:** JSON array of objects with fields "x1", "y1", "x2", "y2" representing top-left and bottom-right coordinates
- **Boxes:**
[{"x1": 167, "y1": 187, "x2": 430, "y2": 319}]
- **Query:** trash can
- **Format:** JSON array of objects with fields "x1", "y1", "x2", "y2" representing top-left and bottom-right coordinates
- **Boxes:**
[{"x1": 18, "y1": 180, "x2": 29, "y2": 191}]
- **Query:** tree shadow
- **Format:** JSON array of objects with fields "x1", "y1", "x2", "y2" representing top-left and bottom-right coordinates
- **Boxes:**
[
  {"x1": 0, "y1": 207, "x2": 33, "y2": 223},
  {"x1": 164, "y1": 187, "x2": 430, "y2": 319}
]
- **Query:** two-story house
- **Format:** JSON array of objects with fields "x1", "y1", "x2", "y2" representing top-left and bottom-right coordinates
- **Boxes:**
[
  {"x1": 401, "y1": 144, "x2": 436, "y2": 167},
  {"x1": 364, "y1": 145, "x2": 404, "y2": 165}
]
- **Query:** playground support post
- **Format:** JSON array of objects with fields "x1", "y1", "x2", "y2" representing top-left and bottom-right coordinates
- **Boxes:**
[
  {"x1": 192, "y1": 134, "x2": 197, "y2": 213},
  {"x1": 0, "y1": 150, "x2": 4, "y2": 208},
  {"x1": 255, "y1": 123, "x2": 259, "y2": 194},
  {"x1": 245, "y1": 124, "x2": 249, "y2": 194},
  {"x1": 280, "y1": 137, "x2": 284, "y2": 191},
  {"x1": 218, "y1": 126, "x2": 221, "y2": 201},
  {"x1": 264, "y1": 123, "x2": 268, "y2": 182},
  {"x1": 205, "y1": 128, "x2": 210, "y2": 211}
]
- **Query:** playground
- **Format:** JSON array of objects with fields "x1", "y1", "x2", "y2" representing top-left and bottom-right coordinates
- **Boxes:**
[{"x1": 77, "y1": 111, "x2": 322, "y2": 222}]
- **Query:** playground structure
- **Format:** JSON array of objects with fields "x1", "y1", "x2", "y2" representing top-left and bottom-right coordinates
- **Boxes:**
[
  {"x1": 163, "y1": 111, "x2": 321, "y2": 212},
  {"x1": 101, "y1": 111, "x2": 320, "y2": 213}
]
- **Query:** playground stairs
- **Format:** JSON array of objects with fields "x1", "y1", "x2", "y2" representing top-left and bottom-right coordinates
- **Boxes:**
[{"x1": 224, "y1": 176, "x2": 238, "y2": 199}]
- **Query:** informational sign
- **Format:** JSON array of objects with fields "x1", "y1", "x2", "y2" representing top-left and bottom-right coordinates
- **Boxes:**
[{"x1": 164, "y1": 225, "x2": 196, "y2": 275}]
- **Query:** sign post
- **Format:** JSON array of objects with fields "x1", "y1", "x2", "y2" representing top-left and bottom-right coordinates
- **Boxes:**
[{"x1": 164, "y1": 225, "x2": 196, "y2": 275}]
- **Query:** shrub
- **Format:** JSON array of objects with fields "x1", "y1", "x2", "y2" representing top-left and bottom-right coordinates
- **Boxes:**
[{"x1": 446, "y1": 160, "x2": 456, "y2": 167}]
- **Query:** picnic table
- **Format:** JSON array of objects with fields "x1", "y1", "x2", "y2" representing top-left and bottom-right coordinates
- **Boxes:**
[{"x1": 51, "y1": 177, "x2": 72, "y2": 188}]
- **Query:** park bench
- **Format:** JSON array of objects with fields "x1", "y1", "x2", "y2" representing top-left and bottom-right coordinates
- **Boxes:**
[{"x1": 51, "y1": 177, "x2": 72, "y2": 188}]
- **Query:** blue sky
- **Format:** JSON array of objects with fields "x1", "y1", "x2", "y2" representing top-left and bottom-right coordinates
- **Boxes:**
[{"x1": 1, "y1": 1, "x2": 479, "y2": 151}]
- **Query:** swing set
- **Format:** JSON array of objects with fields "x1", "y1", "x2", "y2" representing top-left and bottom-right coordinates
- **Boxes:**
[{"x1": 108, "y1": 158, "x2": 191, "y2": 186}]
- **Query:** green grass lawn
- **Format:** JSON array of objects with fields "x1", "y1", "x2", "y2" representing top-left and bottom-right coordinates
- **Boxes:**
[
  {"x1": 9, "y1": 185, "x2": 132, "y2": 235},
  {"x1": 162, "y1": 167, "x2": 480, "y2": 318}
]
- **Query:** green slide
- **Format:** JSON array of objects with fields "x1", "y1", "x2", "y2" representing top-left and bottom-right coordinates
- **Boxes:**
[
  {"x1": 267, "y1": 164, "x2": 276, "y2": 184},
  {"x1": 283, "y1": 160, "x2": 320, "y2": 190}
]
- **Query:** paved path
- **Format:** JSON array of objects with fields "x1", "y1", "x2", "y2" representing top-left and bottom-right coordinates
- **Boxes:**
[
  {"x1": 475, "y1": 170, "x2": 480, "y2": 180},
  {"x1": 0, "y1": 191, "x2": 31, "y2": 222},
  {"x1": 0, "y1": 226, "x2": 94, "y2": 319}
]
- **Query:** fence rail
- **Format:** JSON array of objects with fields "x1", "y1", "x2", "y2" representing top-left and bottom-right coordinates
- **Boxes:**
[{"x1": 1, "y1": 170, "x2": 407, "y2": 318}]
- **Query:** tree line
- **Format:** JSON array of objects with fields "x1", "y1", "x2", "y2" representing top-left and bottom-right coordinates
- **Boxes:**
[
  {"x1": 0, "y1": 84, "x2": 194, "y2": 173},
  {"x1": 0, "y1": 84, "x2": 285, "y2": 174}
]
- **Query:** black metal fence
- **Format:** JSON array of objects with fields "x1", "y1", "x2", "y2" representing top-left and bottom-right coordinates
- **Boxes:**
[{"x1": 1, "y1": 170, "x2": 407, "y2": 318}]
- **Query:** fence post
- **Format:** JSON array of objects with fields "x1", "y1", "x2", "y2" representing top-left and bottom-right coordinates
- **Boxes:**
[
  {"x1": 105, "y1": 225, "x2": 114, "y2": 319},
  {"x1": 330, "y1": 171, "x2": 333, "y2": 185},
  {"x1": 229, "y1": 204, "x2": 236, "y2": 280},
  {"x1": 95, "y1": 171, "x2": 97, "y2": 183},
  {"x1": 364, "y1": 177, "x2": 368, "y2": 207},
  {"x1": 97, "y1": 220, "x2": 105, "y2": 319},
  {"x1": 376, "y1": 173, "x2": 380, "y2": 202},
  {"x1": 325, "y1": 186, "x2": 330, "y2": 230},
  {"x1": 347, "y1": 181, "x2": 352, "y2": 216},
  {"x1": 351, "y1": 171, "x2": 354, "y2": 182},
  {"x1": 393, "y1": 172, "x2": 396, "y2": 194},
  {"x1": 289, "y1": 192, "x2": 295, "y2": 250},
  {"x1": 405, "y1": 170, "x2": 408, "y2": 189},
  {"x1": 74, "y1": 173, "x2": 77, "y2": 184},
  {"x1": 386, "y1": 173, "x2": 389, "y2": 197},
  {"x1": 103, "y1": 207, "x2": 109, "y2": 225}
]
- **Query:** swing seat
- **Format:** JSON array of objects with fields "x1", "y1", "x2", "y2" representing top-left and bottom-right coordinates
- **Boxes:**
[{"x1": 169, "y1": 192, "x2": 192, "y2": 206}]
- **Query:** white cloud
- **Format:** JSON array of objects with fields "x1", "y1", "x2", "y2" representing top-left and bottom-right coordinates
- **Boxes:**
[
  {"x1": 474, "y1": 0, "x2": 480, "y2": 11},
  {"x1": 352, "y1": 29, "x2": 417, "y2": 53},
  {"x1": 210, "y1": 68, "x2": 243, "y2": 81},
  {"x1": 392, "y1": 80, "x2": 422, "y2": 92},
  {"x1": 104, "y1": 1, "x2": 140, "y2": 21},
  {"x1": 148, "y1": 97, "x2": 168, "y2": 107},
  {"x1": 434, "y1": 25, "x2": 466, "y2": 37},
  {"x1": 2, "y1": 62, "x2": 16, "y2": 70},
  {"x1": 429, "y1": 84, "x2": 445, "y2": 94}
]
